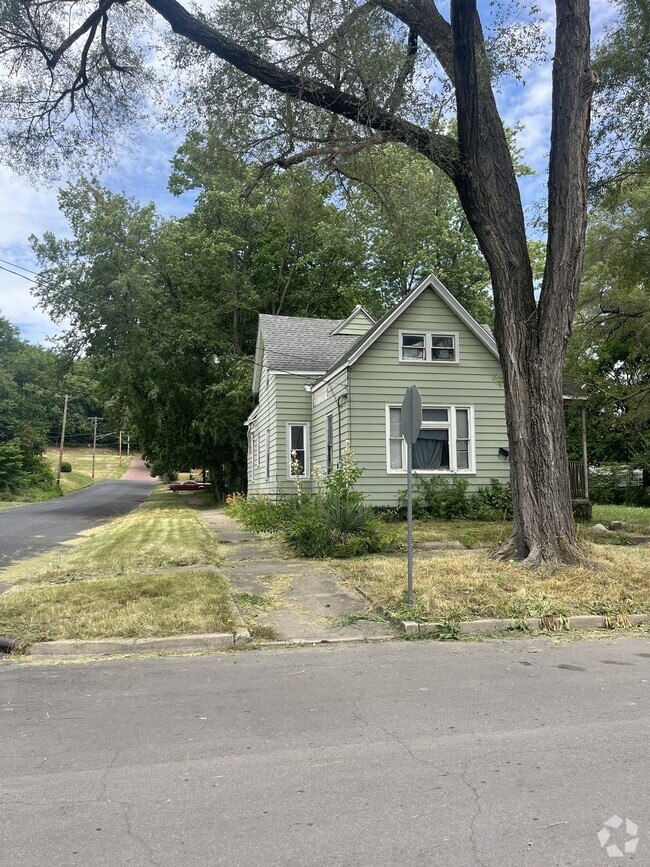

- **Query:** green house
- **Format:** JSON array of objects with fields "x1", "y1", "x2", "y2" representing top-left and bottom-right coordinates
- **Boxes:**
[{"x1": 246, "y1": 273, "x2": 511, "y2": 506}]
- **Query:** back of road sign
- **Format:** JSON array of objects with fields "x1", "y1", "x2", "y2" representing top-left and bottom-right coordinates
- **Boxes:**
[{"x1": 401, "y1": 385, "x2": 422, "y2": 445}]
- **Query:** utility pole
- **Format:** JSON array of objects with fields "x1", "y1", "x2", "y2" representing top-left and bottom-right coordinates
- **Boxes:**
[
  {"x1": 56, "y1": 394, "x2": 70, "y2": 485},
  {"x1": 88, "y1": 417, "x2": 103, "y2": 479},
  {"x1": 119, "y1": 430, "x2": 122, "y2": 466}
]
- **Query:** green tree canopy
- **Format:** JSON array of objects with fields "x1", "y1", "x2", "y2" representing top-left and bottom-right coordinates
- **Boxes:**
[{"x1": 567, "y1": 175, "x2": 650, "y2": 467}]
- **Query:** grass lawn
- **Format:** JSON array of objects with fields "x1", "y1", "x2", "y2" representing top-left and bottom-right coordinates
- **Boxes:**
[
  {"x1": 395, "y1": 503, "x2": 650, "y2": 551},
  {"x1": 591, "y1": 504, "x2": 650, "y2": 533},
  {"x1": 1, "y1": 486, "x2": 223, "y2": 587},
  {"x1": 0, "y1": 571, "x2": 235, "y2": 646},
  {"x1": 0, "y1": 486, "x2": 232, "y2": 647},
  {"x1": 57, "y1": 470, "x2": 95, "y2": 495},
  {"x1": 408, "y1": 518, "x2": 511, "y2": 548},
  {"x1": 340, "y1": 543, "x2": 650, "y2": 625},
  {"x1": 45, "y1": 446, "x2": 134, "y2": 491}
]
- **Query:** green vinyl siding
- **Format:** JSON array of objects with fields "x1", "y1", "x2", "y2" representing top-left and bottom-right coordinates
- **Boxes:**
[
  {"x1": 336, "y1": 310, "x2": 374, "y2": 336},
  {"x1": 248, "y1": 366, "x2": 316, "y2": 498},
  {"x1": 247, "y1": 350, "x2": 277, "y2": 497},
  {"x1": 311, "y1": 369, "x2": 350, "y2": 476},
  {"x1": 347, "y1": 286, "x2": 509, "y2": 506},
  {"x1": 273, "y1": 373, "x2": 314, "y2": 497}
]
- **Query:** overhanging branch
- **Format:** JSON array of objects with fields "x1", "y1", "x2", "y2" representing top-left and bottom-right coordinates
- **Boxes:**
[{"x1": 144, "y1": 0, "x2": 460, "y2": 178}]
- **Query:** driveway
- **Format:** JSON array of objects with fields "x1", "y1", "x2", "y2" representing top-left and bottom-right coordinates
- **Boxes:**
[
  {"x1": 0, "y1": 458, "x2": 157, "y2": 568},
  {"x1": 1, "y1": 637, "x2": 648, "y2": 866}
]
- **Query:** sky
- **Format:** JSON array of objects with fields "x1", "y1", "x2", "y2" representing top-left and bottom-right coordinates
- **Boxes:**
[{"x1": 0, "y1": 0, "x2": 618, "y2": 347}]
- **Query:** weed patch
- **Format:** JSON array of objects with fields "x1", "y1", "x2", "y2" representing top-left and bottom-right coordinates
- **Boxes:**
[
  {"x1": 340, "y1": 544, "x2": 650, "y2": 624},
  {"x1": 0, "y1": 571, "x2": 234, "y2": 646}
]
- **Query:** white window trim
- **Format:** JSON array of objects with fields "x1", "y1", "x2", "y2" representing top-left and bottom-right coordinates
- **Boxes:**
[
  {"x1": 398, "y1": 330, "x2": 428, "y2": 363},
  {"x1": 385, "y1": 404, "x2": 476, "y2": 474},
  {"x1": 286, "y1": 422, "x2": 310, "y2": 480},
  {"x1": 398, "y1": 329, "x2": 460, "y2": 364},
  {"x1": 326, "y1": 413, "x2": 334, "y2": 473},
  {"x1": 265, "y1": 429, "x2": 271, "y2": 480},
  {"x1": 250, "y1": 430, "x2": 256, "y2": 482}
]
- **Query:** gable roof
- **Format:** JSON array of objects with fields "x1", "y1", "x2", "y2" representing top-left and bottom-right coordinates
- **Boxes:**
[
  {"x1": 331, "y1": 305, "x2": 375, "y2": 335},
  {"x1": 308, "y1": 273, "x2": 499, "y2": 391},
  {"x1": 252, "y1": 313, "x2": 362, "y2": 394},
  {"x1": 252, "y1": 274, "x2": 502, "y2": 395}
]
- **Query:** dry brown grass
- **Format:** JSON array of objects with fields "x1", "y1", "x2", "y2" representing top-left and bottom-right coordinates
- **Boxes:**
[
  {"x1": 0, "y1": 571, "x2": 234, "y2": 645},
  {"x1": 340, "y1": 544, "x2": 650, "y2": 623}
]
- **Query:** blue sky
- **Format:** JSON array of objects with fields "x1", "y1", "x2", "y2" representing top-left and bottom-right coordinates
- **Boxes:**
[{"x1": 0, "y1": 0, "x2": 617, "y2": 346}]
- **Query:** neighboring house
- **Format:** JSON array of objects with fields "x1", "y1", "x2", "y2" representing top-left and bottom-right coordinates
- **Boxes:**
[{"x1": 246, "y1": 273, "x2": 512, "y2": 507}]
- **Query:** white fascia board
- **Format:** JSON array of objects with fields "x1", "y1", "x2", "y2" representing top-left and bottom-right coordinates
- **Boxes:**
[
  {"x1": 330, "y1": 305, "x2": 375, "y2": 335},
  {"x1": 245, "y1": 405, "x2": 259, "y2": 426},
  {"x1": 271, "y1": 369, "x2": 326, "y2": 376},
  {"x1": 252, "y1": 323, "x2": 264, "y2": 395},
  {"x1": 309, "y1": 272, "x2": 499, "y2": 391}
]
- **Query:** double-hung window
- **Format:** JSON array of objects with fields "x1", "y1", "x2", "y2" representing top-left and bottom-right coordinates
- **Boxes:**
[
  {"x1": 250, "y1": 431, "x2": 256, "y2": 481},
  {"x1": 287, "y1": 422, "x2": 309, "y2": 479},
  {"x1": 326, "y1": 414, "x2": 334, "y2": 473},
  {"x1": 386, "y1": 405, "x2": 474, "y2": 473},
  {"x1": 399, "y1": 330, "x2": 458, "y2": 363},
  {"x1": 265, "y1": 429, "x2": 271, "y2": 480}
]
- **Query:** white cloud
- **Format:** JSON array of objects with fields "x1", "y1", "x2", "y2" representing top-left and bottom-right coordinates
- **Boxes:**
[{"x1": 0, "y1": 126, "x2": 196, "y2": 346}]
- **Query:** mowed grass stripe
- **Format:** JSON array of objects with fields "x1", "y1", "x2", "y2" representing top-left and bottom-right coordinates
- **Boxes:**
[
  {"x1": 2, "y1": 486, "x2": 223, "y2": 586},
  {"x1": 0, "y1": 571, "x2": 235, "y2": 645}
]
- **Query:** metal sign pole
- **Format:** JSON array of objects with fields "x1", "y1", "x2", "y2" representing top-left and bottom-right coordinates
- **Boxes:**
[
  {"x1": 407, "y1": 439, "x2": 413, "y2": 606},
  {"x1": 401, "y1": 384, "x2": 421, "y2": 609}
]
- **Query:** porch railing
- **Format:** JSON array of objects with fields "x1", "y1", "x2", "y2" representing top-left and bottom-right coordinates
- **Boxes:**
[{"x1": 569, "y1": 460, "x2": 587, "y2": 499}]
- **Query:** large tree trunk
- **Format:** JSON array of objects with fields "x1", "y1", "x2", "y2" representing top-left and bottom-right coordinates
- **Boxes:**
[
  {"x1": 495, "y1": 304, "x2": 580, "y2": 567},
  {"x1": 449, "y1": 0, "x2": 594, "y2": 566}
]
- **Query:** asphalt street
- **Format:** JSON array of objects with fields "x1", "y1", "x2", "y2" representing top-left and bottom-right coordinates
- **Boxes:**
[
  {"x1": 1, "y1": 637, "x2": 648, "y2": 866},
  {"x1": 0, "y1": 467, "x2": 157, "y2": 567}
]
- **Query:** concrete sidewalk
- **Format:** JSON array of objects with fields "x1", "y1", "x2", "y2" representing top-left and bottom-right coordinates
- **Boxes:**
[{"x1": 198, "y1": 509, "x2": 395, "y2": 643}]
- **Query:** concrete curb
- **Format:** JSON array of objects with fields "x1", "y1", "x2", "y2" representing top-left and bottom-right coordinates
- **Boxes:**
[
  {"x1": 258, "y1": 635, "x2": 396, "y2": 648},
  {"x1": 400, "y1": 613, "x2": 650, "y2": 637},
  {"x1": 228, "y1": 598, "x2": 251, "y2": 646},
  {"x1": 27, "y1": 598, "x2": 252, "y2": 659}
]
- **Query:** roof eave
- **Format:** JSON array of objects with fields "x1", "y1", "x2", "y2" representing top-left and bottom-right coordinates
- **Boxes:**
[
  {"x1": 308, "y1": 272, "x2": 500, "y2": 391},
  {"x1": 251, "y1": 324, "x2": 264, "y2": 395},
  {"x1": 330, "y1": 305, "x2": 375, "y2": 335}
]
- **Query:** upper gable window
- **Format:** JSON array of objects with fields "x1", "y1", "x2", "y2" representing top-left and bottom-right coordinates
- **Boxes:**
[{"x1": 399, "y1": 330, "x2": 458, "y2": 363}]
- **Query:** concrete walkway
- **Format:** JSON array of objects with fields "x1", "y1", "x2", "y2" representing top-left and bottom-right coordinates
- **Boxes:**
[{"x1": 198, "y1": 509, "x2": 395, "y2": 643}]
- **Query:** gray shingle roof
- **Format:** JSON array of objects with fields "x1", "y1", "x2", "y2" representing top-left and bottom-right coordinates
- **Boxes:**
[{"x1": 258, "y1": 314, "x2": 362, "y2": 372}]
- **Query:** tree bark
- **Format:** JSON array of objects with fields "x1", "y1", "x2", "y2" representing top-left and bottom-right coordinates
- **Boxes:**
[{"x1": 447, "y1": 0, "x2": 595, "y2": 567}]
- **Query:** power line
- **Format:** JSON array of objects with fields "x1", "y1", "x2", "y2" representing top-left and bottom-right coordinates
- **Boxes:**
[
  {"x1": 0, "y1": 264, "x2": 37, "y2": 283},
  {"x1": 0, "y1": 257, "x2": 39, "y2": 275}
]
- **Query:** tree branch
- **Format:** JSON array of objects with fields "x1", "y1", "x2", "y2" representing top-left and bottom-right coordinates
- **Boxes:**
[
  {"x1": 539, "y1": 0, "x2": 597, "y2": 351},
  {"x1": 144, "y1": 0, "x2": 460, "y2": 177},
  {"x1": 371, "y1": 0, "x2": 454, "y2": 79},
  {"x1": 384, "y1": 26, "x2": 418, "y2": 113},
  {"x1": 47, "y1": 0, "x2": 115, "y2": 69}
]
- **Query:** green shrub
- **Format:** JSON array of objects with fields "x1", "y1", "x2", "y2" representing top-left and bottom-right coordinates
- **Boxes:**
[
  {"x1": 473, "y1": 479, "x2": 513, "y2": 519},
  {"x1": 589, "y1": 465, "x2": 648, "y2": 506},
  {"x1": 60, "y1": 461, "x2": 72, "y2": 473},
  {"x1": 283, "y1": 493, "x2": 389, "y2": 558},
  {"x1": 397, "y1": 476, "x2": 513, "y2": 521},
  {"x1": 228, "y1": 494, "x2": 298, "y2": 533},
  {"x1": 572, "y1": 498, "x2": 593, "y2": 522},
  {"x1": 235, "y1": 447, "x2": 394, "y2": 559}
]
